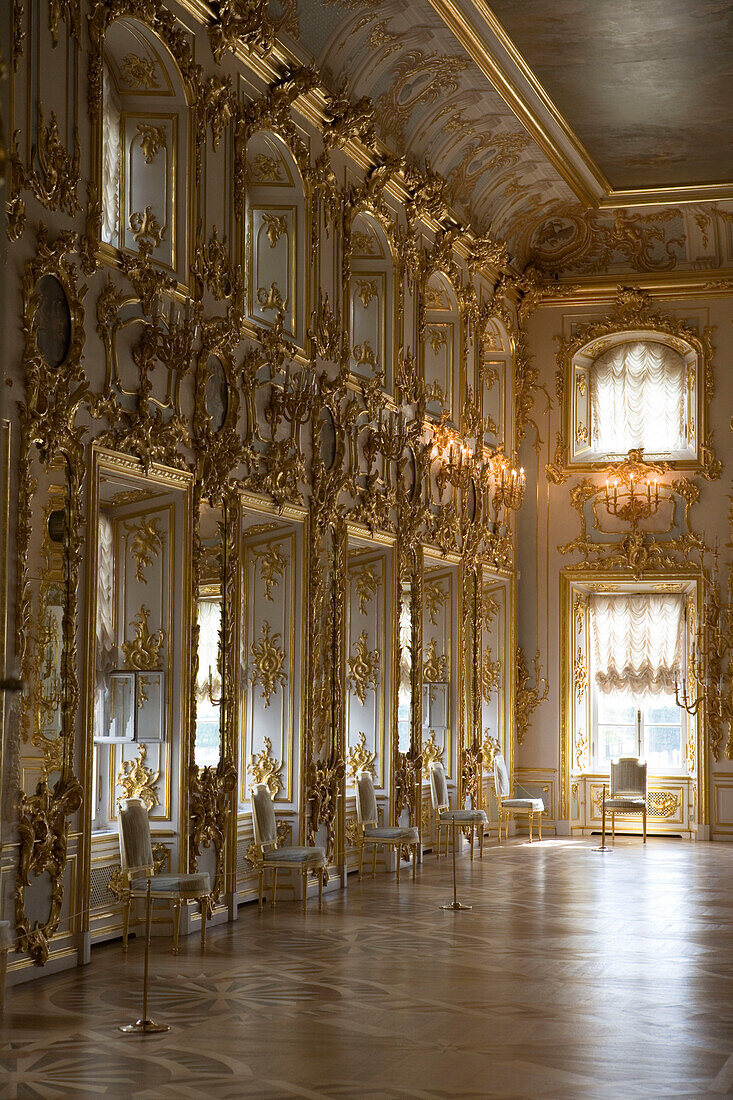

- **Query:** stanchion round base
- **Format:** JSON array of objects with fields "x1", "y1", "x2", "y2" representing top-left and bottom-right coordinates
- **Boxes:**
[
  {"x1": 119, "y1": 1018, "x2": 171, "y2": 1034},
  {"x1": 593, "y1": 845, "x2": 614, "y2": 853},
  {"x1": 440, "y1": 901, "x2": 472, "y2": 910}
]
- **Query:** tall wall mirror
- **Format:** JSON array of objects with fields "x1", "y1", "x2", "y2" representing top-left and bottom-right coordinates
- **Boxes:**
[{"x1": 85, "y1": 449, "x2": 193, "y2": 946}]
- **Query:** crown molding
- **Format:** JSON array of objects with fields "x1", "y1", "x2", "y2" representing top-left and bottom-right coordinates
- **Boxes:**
[{"x1": 532, "y1": 270, "x2": 733, "y2": 308}]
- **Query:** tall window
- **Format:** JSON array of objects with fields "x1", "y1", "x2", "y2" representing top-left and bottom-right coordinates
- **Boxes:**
[
  {"x1": 590, "y1": 341, "x2": 687, "y2": 456},
  {"x1": 590, "y1": 593, "x2": 686, "y2": 773}
]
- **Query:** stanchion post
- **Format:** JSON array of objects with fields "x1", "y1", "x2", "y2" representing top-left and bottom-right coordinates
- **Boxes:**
[
  {"x1": 594, "y1": 783, "x2": 613, "y2": 854},
  {"x1": 119, "y1": 879, "x2": 171, "y2": 1034}
]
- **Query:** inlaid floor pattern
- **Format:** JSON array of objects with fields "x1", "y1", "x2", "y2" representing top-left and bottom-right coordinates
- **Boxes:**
[{"x1": 3, "y1": 838, "x2": 733, "y2": 1099}]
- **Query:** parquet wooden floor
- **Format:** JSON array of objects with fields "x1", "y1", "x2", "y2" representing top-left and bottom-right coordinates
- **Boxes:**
[{"x1": 3, "y1": 837, "x2": 733, "y2": 1099}]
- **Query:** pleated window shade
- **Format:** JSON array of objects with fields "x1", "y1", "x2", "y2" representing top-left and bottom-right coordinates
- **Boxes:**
[
  {"x1": 590, "y1": 340, "x2": 686, "y2": 455},
  {"x1": 590, "y1": 593, "x2": 684, "y2": 697}
]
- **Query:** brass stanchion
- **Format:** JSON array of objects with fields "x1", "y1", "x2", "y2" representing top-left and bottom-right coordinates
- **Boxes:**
[
  {"x1": 594, "y1": 783, "x2": 613, "y2": 853},
  {"x1": 119, "y1": 879, "x2": 170, "y2": 1034},
  {"x1": 440, "y1": 824, "x2": 472, "y2": 910}
]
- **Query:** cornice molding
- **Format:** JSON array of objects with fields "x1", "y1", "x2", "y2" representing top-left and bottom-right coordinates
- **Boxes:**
[{"x1": 530, "y1": 270, "x2": 733, "y2": 308}]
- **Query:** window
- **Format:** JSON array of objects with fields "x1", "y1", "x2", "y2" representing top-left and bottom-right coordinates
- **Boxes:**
[
  {"x1": 570, "y1": 335, "x2": 698, "y2": 465},
  {"x1": 589, "y1": 592, "x2": 687, "y2": 774}
]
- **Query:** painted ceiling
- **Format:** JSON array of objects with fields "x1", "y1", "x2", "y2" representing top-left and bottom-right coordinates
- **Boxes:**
[
  {"x1": 488, "y1": 0, "x2": 733, "y2": 192},
  {"x1": 281, "y1": 0, "x2": 733, "y2": 277}
]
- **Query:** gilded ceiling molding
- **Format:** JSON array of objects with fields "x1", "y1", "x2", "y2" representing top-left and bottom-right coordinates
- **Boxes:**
[{"x1": 208, "y1": 0, "x2": 299, "y2": 63}]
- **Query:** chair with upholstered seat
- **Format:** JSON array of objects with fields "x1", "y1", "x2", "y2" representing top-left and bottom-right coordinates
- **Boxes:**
[
  {"x1": 118, "y1": 797, "x2": 211, "y2": 954},
  {"x1": 602, "y1": 757, "x2": 647, "y2": 844},
  {"x1": 251, "y1": 782, "x2": 327, "y2": 911},
  {"x1": 428, "y1": 761, "x2": 487, "y2": 911},
  {"x1": 493, "y1": 750, "x2": 545, "y2": 843},
  {"x1": 354, "y1": 769, "x2": 419, "y2": 883}
]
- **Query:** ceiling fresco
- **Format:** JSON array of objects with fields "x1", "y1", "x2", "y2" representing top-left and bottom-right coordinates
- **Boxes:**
[
  {"x1": 280, "y1": 0, "x2": 733, "y2": 277},
  {"x1": 488, "y1": 0, "x2": 733, "y2": 192}
]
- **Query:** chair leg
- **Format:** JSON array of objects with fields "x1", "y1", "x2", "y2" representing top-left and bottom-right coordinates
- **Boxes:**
[
  {"x1": 479, "y1": 824, "x2": 484, "y2": 858},
  {"x1": 528, "y1": 810, "x2": 533, "y2": 843},
  {"x1": 496, "y1": 811, "x2": 501, "y2": 845},
  {"x1": 358, "y1": 841, "x2": 365, "y2": 881},
  {"x1": 612, "y1": 813, "x2": 615, "y2": 843},
  {"x1": 470, "y1": 825, "x2": 475, "y2": 861},
  {"x1": 123, "y1": 894, "x2": 131, "y2": 950},
  {"x1": 538, "y1": 813, "x2": 542, "y2": 841},
  {"x1": 271, "y1": 867, "x2": 278, "y2": 907},
  {"x1": 372, "y1": 843, "x2": 377, "y2": 878},
  {"x1": 200, "y1": 898, "x2": 207, "y2": 951},
  {"x1": 258, "y1": 866, "x2": 264, "y2": 911},
  {"x1": 643, "y1": 808, "x2": 647, "y2": 843},
  {"x1": 302, "y1": 869, "x2": 307, "y2": 913},
  {"x1": 412, "y1": 843, "x2": 417, "y2": 880},
  {"x1": 396, "y1": 847, "x2": 401, "y2": 885},
  {"x1": 318, "y1": 867, "x2": 324, "y2": 909},
  {"x1": 173, "y1": 900, "x2": 181, "y2": 955}
]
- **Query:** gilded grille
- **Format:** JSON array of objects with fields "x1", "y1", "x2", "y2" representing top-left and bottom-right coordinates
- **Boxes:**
[{"x1": 90, "y1": 863, "x2": 121, "y2": 910}]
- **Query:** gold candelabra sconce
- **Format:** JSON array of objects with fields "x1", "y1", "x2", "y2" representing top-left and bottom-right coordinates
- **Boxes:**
[
  {"x1": 268, "y1": 362, "x2": 318, "y2": 435},
  {"x1": 435, "y1": 436, "x2": 472, "y2": 495},
  {"x1": 674, "y1": 658, "x2": 704, "y2": 717},
  {"x1": 604, "y1": 473, "x2": 660, "y2": 531},
  {"x1": 201, "y1": 664, "x2": 222, "y2": 707}
]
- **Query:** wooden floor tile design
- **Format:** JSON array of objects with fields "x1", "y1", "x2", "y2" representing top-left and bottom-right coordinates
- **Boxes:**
[{"x1": 3, "y1": 838, "x2": 733, "y2": 1098}]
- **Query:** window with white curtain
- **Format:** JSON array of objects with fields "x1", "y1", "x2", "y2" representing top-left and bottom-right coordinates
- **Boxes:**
[
  {"x1": 590, "y1": 340, "x2": 687, "y2": 457},
  {"x1": 589, "y1": 593, "x2": 686, "y2": 772}
]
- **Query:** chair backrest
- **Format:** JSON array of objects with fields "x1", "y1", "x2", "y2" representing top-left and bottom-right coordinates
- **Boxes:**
[
  {"x1": 355, "y1": 770, "x2": 378, "y2": 827},
  {"x1": 118, "y1": 798, "x2": 154, "y2": 876},
  {"x1": 251, "y1": 782, "x2": 278, "y2": 849},
  {"x1": 493, "y1": 750, "x2": 511, "y2": 800},
  {"x1": 611, "y1": 757, "x2": 647, "y2": 797},
  {"x1": 429, "y1": 761, "x2": 449, "y2": 812}
]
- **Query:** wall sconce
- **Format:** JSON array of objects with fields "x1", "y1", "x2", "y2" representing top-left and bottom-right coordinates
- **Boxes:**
[
  {"x1": 604, "y1": 473, "x2": 659, "y2": 530},
  {"x1": 485, "y1": 449, "x2": 525, "y2": 521},
  {"x1": 435, "y1": 436, "x2": 472, "y2": 495}
]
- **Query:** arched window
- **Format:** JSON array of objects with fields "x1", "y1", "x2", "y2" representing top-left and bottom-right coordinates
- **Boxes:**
[
  {"x1": 245, "y1": 132, "x2": 305, "y2": 345},
  {"x1": 349, "y1": 214, "x2": 394, "y2": 389},
  {"x1": 571, "y1": 334, "x2": 697, "y2": 463},
  {"x1": 101, "y1": 19, "x2": 192, "y2": 281},
  {"x1": 423, "y1": 273, "x2": 460, "y2": 420}
]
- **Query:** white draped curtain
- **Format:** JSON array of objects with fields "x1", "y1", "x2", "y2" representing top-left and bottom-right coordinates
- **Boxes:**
[
  {"x1": 95, "y1": 514, "x2": 116, "y2": 736},
  {"x1": 101, "y1": 63, "x2": 121, "y2": 247},
  {"x1": 590, "y1": 593, "x2": 684, "y2": 697},
  {"x1": 196, "y1": 598, "x2": 222, "y2": 701},
  {"x1": 590, "y1": 340, "x2": 686, "y2": 455}
]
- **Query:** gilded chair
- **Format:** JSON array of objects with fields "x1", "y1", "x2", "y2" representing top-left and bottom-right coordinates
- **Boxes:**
[
  {"x1": 428, "y1": 761, "x2": 487, "y2": 911},
  {"x1": 602, "y1": 757, "x2": 647, "y2": 844},
  {"x1": 251, "y1": 783, "x2": 327, "y2": 912},
  {"x1": 493, "y1": 750, "x2": 545, "y2": 843},
  {"x1": 118, "y1": 797, "x2": 211, "y2": 954},
  {"x1": 354, "y1": 769, "x2": 419, "y2": 883}
]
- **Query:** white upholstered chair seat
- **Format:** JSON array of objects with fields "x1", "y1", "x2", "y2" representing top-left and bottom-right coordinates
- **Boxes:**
[
  {"x1": 604, "y1": 797, "x2": 645, "y2": 811},
  {"x1": 500, "y1": 798, "x2": 544, "y2": 812},
  {"x1": 130, "y1": 873, "x2": 211, "y2": 897},
  {"x1": 354, "y1": 770, "x2": 419, "y2": 883},
  {"x1": 493, "y1": 751, "x2": 544, "y2": 842},
  {"x1": 438, "y1": 809, "x2": 488, "y2": 824},
  {"x1": 251, "y1": 783, "x2": 327, "y2": 910},
  {"x1": 364, "y1": 825, "x2": 419, "y2": 842},
  {"x1": 263, "y1": 846, "x2": 326, "y2": 867}
]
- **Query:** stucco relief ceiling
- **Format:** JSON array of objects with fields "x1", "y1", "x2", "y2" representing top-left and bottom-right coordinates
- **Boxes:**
[{"x1": 281, "y1": 0, "x2": 733, "y2": 277}]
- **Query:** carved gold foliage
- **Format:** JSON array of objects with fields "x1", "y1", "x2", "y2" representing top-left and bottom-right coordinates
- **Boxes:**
[
  {"x1": 574, "y1": 647, "x2": 588, "y2": 702},
  {"x1": 351, "y1": 230, "x2": 377, "y2": 254},
  {"x1": 352, "y1": 341, "x2": 377, "y2": 374},
  {"x1": 136, "y1": 122, "x2": 167, "y2": 164},
  {"x1": 308, "y1": 291, "x2": 344, "y2": 362},
  {"x1": 482, "y1": 731, "x2": 500, "y2": 770},
  {"x1": 125, "y1": 516, "x2": 164, "y2": 582},
  {"x1": 574, "y1": 593, "x2": 588, "y2": 634},
  {"x1": 129, "y1": 206, "x2": 166, "y2": 248},
  {"x1": 424, "y1": 579, "x2": 446, "y2": 625},
  {"x1": 515, "y1": 646, "x2": 549, "y2": 746},
  {"x1": 209, "y1": 0, "x2": 299, "y2": 63},
  {"x1": 427, "y1": 327, "x2": 447, "y2": 355},
  {"x1": 346, "y1": 731, "x2": 376, "y2": 780},
  {"x1": 482, "y1": 591, "x2": 499, "y2": 632},
  {"x1": 354, "y1": 566, "x2": 379, "y2": 614},
  {"x1": 249, "y1": 620, "x2": 287, "y2": 707},
  {"x1": 256, "y1": 543, "x2": 286, "y2": 601},
  {"x1": 15, "y1": 775, "x2": 83, "y2": 965},
  {"x1": 257, "y1": 282, "x2": 286, "y2": 312},
  {"x1": 195, "y1": 226, "x2": 241, "y2": 302},
  {"x1": 481, "y1": 649, "x2": 502, "y2": 704},
  {"x1": 262, "y1": 212, "x2": 287, "y2": 247},
  {"x1": 423, "y1": 638, "x2": 447, "y2": 683},
  {"x1": 347, "y1": 630, "x2": 380, "y2": 704},
  {"x1": 355, "y1": 279, "x2": 378, "y2": 308},
  {"x1": 189, "y1": 759, "x2": 237, "y2": 904},
  {"x1": 121, "y1": 606, "x2": 165, "y2": 670},
  {"x1": 121, "y1": 53, "x2": 159, "y2": 89},
  {"x1": 248, "y1": 736, "x2": 283, "y2": 797},
  {"x1": 306, "y1": 751, "x2": 345, "y2": 862},
  {"x1": 345, "y1": 817, "x2": 362, "y2": 848},
  {"x1": 420, "y1": 730, "x2": 442, "y2": 774},
  {"x1": 116, "y1": 743, "x2": 160, "y2": 811},
  {"x1": 250, "y1": 153, "x2": 284, "y2": 183},
  {"x1": 28, "y1": 106, "x2": 80, "y2": 215}
]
